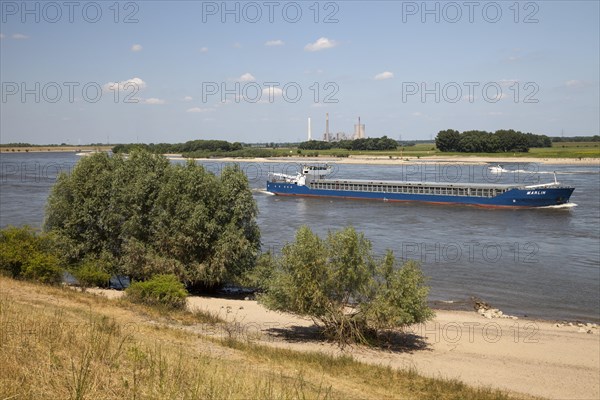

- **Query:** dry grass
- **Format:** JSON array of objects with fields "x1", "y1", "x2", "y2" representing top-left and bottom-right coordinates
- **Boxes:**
[{"x1": 0, "y1": 277, "x2": 533, "y2": 399}]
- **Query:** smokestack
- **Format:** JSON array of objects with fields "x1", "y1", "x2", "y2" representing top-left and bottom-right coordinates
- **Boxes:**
[
  {"x1": 325, "y1": 113, "x2": 330, "y2": 141},
  {"x1": 358, "y1": 116, "x2": 361, "y2": 138},
  {"x1": 308, "y1": 117, "x2": 312, "y2": 141}
]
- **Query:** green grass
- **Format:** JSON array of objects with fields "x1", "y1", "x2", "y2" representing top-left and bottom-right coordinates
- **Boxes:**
[
  {"x1": 314, "y1": 142, "x2": 599, "y2": 159},
  {"x1": 198, "y1": 142, "x2": 599, "y2": 159}
]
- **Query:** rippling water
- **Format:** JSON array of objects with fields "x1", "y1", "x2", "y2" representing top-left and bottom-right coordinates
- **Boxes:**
[{"x1": 2, "y1": 152, "x2": 599, "y2": 322}]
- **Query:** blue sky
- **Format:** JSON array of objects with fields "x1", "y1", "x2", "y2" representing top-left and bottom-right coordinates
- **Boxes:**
[{"x1": 1, "y1": 0, "x2": 599, "y2": 144}]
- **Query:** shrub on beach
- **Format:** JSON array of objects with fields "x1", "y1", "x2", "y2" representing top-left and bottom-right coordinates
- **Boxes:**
[
  {"x1": 126, "y1": 274, "x2": 188, "y2": 310},
  {"x1": 259, "y1": 226, "x2": 434, "y2": 346},
  {"x1": 0, "y1": 226, "x2": 62, "y2": 284},
  {"x1": 73, "y1": 257, "x2": 111, "y2": 290}
]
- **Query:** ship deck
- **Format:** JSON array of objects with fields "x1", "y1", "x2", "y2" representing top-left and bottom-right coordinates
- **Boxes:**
[{"x1": 312, "y1": 178, "x2": 520, "y2": 190}]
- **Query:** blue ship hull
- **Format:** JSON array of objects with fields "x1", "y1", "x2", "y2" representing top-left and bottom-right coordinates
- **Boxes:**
[{"x1": 266, "y1": 182, "x2": 574, "y2": 208}]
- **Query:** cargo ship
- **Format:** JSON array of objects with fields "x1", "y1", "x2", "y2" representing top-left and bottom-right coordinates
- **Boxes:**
[{"x1": 266, "y1": 165, "x2": 575, "y2": 208}]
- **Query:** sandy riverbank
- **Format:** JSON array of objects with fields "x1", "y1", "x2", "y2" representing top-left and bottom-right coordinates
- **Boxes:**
[
  {"x1": 0, "y1": 146, "x2": 112, "y2": 153},
  {"x1": 2, "y1": 149, "x2": 596, "y2": 165},
  {"x1": 89, "y1": 288, "x2": 599, "y2": 399},
  {"x1": 167, "y1": 154, "x2": 600, "y2": 166}
]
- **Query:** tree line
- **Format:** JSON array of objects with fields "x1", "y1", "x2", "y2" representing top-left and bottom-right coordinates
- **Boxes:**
[
  {"x1": 551, "y1": 135, "x2": 599, "y2": 142},
  {"x1": 298, "y1": 136, "x2": 399, "y2": 151},
  {"x1": 112, "y1": 140, "x2": 244, "y2": 155},
  {"x1": 435, "y1": 129, "x2": 552, "y2": 153}
]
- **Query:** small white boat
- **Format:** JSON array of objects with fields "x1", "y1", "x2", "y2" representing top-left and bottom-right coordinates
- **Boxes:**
[
  {"x1": 488, "y1": 164, "x2": 507, "y2": 173},
  {"x1": 76, "y1": 151, "x2": 100, "y2": 157}
]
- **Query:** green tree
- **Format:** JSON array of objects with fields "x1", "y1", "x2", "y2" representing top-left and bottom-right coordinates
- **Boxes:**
[
  {"x1": 259, "y1": 226, "x2": 434, "y2": 346},
  {"x1": 435, "y1": 129, "x2": 461, "y2": 152},
  {"x1": 45, "y1": 151, "x2": 260, "y2": 289}
]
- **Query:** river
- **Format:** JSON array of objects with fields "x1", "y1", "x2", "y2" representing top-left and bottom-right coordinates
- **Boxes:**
[{"x1": 1, "y1": 152, "x2": 598, "y2": 322}]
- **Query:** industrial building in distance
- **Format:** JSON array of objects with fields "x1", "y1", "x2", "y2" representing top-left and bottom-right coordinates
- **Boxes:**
[{"x1": 307, "y1": 114, "x2": 366, "y2": 142}]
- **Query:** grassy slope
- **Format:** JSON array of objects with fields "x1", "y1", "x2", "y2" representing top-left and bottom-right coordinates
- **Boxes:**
[{"x1": 0, "y1": 277, "x2": 533, "y2": 400}]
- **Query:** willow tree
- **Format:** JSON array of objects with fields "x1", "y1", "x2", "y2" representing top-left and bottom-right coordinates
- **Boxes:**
[
  {"x1": 44, "y1": 151, "x2": 260, "y2": 288},
  {"x1": 259, "y1": 226, "x2": 434, "y2": 345}
]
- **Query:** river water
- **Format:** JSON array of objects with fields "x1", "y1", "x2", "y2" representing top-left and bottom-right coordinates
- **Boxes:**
[{"x1": 1, "y1": 152, "x2": 599, "y2": 322}]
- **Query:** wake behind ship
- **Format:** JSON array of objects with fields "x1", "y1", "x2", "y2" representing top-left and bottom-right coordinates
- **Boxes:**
[{"x1": 266, "y1": 165, "x2": 575, "y2": 208}]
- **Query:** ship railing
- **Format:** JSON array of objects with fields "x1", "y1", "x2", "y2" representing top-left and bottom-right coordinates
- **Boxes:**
[
  {"x1": 310, "y1": 180, "x2": 509, "y2": 198},
  {"x1": 268, "y1": 172, "x2": 299, "y2": 183}
]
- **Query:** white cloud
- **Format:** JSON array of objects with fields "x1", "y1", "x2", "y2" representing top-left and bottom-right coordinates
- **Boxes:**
[
  {"x1": 233, "y1": 42, "x2": 242, "y2": 48},
  {"x1": 12, "y1": 33, "x2": 29, "y2": 40},
  {"x1": 200, "y1": 47, "x2": 209, "y2": 53},
  {"x1": 304, "y1": 37, "x2": 337, "y2": 52},
  {"x1": 260, "y1": 87, "x2": 283, "y2": 102},
  {"x1": 565, "y1": 80, "x2": 586, "y2": 89},
  {"x1": 239, "y1": 73, "x2": 256, "y2": 82},
  {"x1": 143, "y1": 98, "x2": 165, "y2": 105},
  {"x1": 186, "y1": 107, "x2": 213, "y2": 113},
  {"x1": 498, "y1": 79, "x2": 518, "y2": 87},
  {"x1": 103, "y1": 77, "x2": 147, "y2": 92},
  {"x1": 131, "y1": 44, "x2": 143, "y2": 52},
  {"x1": 488, "y1": 111, "x2": 503, "y2": 116},
  {"x1": 183, "y1": 96, "x2": 193, "y2": 101},
  {"x1": 412, "y1": 112, "x2": 423, "y2": 117},
  {"x1": 0, "y1": 33, "x2": 5, "y2": 40},
  {"x1": 374, "y1": 71, "x2": 394, "y2": 80},
  {"x1": 265, "y1": 39, "x2": 284, "y2": 47}
]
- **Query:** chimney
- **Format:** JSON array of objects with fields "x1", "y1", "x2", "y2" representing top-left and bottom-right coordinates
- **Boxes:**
[{"x1": 308, "y1": 117, "x2": 312, "y2": 141}]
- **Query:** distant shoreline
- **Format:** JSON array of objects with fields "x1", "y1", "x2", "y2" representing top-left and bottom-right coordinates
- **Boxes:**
[
  {"x1": 169, "y1": 154, "x2": 600, "y2": 166},
  {"x1": 2, "y1": 148, "x2": 598, "y2": 165},
  {"x1": 0, "y1": 146, "x2": 112, "y2": 153}
]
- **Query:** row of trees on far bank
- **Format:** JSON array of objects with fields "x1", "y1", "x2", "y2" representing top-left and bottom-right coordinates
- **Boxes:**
[
  {"x1": 112, "y1": 140, "x2": 244, "y2": 155},
  {"x1": 435, "y1": 129, "x2": 552, "y2": 153},
  {"x1": 298, "y1": 136, "x2": 399, "y2": 151}
]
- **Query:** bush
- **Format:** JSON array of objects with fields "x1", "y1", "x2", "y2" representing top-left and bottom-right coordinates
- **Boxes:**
[
  {"x1": 0, "y1": 226, "x2": 37, "y2": 278},
  {"x1": 259, "y1": 226, "x2": 434, "y2": 346},
  {"x1": 0, "y1": 226, "x2": 61, "y2": 284},
  {"x1": 238, "y1": 252, "x2": 276, "y2": 290},
  {"x1": 126, "y1": 274, "x2": 188, "y2": 310},
  {"x1": 21, "y1": 252, "x2": 62, "y2": 284},
  {"x1": 74, "y1": 258, "x2": 111, "y2": 290}
]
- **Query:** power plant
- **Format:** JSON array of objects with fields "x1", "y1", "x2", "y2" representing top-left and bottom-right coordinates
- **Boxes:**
[
  {"x1": 323, "y1": 113, "x2": 331, "y2": 142},
  {"x1": 309, "y1": 113, "x2": 365, "y2": 142},
  {"x1": 354, "y1": 116, "x2": 365, "y2": 139}
]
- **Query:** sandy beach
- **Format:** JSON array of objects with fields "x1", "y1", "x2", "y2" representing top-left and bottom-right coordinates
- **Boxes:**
[
  {"x1": 90, "y1": 288, "x2": 600, "y2": 399},
  {"x1": 167, "y1": 154, "x2": 600, "y2": 166}
]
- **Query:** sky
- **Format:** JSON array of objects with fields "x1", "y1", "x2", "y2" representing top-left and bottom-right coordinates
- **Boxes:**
[{"x1": 1, "y1": 0, "x2": 599, "y2": 144}]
